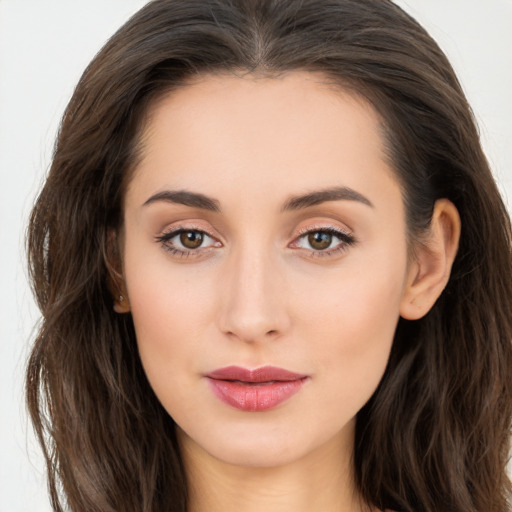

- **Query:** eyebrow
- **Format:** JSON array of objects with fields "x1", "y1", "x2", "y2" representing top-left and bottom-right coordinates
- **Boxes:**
[
  {"x1": 282, "y1": 186, "x2": 373, "y2": 211},
  {"x1": 142, "y1": 185, "x2": 373, "y2": 212},
  {"x1": 143, "y1": 190, "x2": 221, "y2": 212}
]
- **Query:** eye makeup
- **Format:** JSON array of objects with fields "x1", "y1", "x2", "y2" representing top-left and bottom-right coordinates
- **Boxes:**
[
  {"x1": 154, "y1": 225, "x2": 222, "y2": 258},
  {"x1": 289, "y1": 225, "x2": 356, "y2": 259},
  {"x1": 154, "y1": 221, "x2": 356, "y2": 260}
]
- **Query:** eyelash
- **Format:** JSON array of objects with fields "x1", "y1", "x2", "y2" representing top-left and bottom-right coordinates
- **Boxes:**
[
  {"x1": 291, "y1": 225, "x2": 356, "y2": 258},
  {"x1": 155, "y1": 225, "x2": 356, "y2": 259},
  {"x1": 155, "y1": 225, "x2": 220, "y2": 258}
]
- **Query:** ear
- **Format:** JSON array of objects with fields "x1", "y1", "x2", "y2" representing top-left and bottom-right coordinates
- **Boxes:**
[
  {"x1": 105, "y1": 229, "x2": 131, "y2": 314},
  {"x1": 400, "y1": 199, "x2": 461, "y2": 320}
]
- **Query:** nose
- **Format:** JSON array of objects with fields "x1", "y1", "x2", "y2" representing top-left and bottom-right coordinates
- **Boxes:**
[{"x1": 218, "y1": 247, "x2": 290, "y2": 344}]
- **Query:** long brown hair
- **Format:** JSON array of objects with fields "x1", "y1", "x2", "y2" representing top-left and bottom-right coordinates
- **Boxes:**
[{"x1": 26, "y1": 1, "x2": 512, "y2": 511}]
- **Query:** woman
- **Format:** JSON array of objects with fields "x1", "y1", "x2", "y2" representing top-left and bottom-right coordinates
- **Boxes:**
[{"x1": 26, "y1": 1, "x2": 512, "y2": 511}]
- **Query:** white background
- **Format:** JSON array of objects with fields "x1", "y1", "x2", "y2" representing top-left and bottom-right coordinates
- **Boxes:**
[{"x1": 1, "y1": 1, "x2": 511, "y2": 511}]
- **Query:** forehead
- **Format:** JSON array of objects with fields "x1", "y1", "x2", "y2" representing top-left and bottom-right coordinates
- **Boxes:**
[{"x1": 127, "y1": 71, "x2": 399, "y2": 211}]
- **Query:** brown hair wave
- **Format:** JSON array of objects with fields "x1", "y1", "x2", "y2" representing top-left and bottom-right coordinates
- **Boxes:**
[{"x1": 26, "y1": 1, "x2": 512, "y2": 511}]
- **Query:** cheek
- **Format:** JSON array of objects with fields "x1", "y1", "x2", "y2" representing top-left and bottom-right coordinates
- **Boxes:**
[
  {"x1": 295, "y1": 251, "x2": 406, "y2": 401},
  {"x1": 123, "y1": 247, "x2": 219, "y2": 391},
  {"x1": 128, "y1": 271, "x2": 214, "y2": 339}
]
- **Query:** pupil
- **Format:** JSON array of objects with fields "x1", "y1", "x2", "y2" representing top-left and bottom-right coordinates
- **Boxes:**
[
  {"x1": 180, "y1": 231, "x2": 203, "y2": 249},
  {"x1": 308, "y1": 232, "x2": 332, "y2": 250}
]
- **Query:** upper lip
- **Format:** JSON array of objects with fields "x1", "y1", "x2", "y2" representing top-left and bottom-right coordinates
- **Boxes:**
[{"x1": 206, "y1": 365, "x2": 307, "y2": 383}]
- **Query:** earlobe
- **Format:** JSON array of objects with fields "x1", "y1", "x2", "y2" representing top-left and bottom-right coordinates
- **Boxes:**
[
  {"x1": 400, "y1": 199, "x2": 461, "y2": 320},
  {"x1": 105, "y1": 229, "x2": 131, "y2": 314},
  {"x1": 113, "y1": 293, "x2": 131, "y2": 314}
]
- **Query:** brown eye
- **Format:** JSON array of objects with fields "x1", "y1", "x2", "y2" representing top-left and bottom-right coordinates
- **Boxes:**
[
  {"x1": 179, "y1": 230, "x2": 204, "y2": 249},
  {"x1": 307, "y1": 231, "x2": 332, "y2": 250},
  {"x1": 156, "y1": 228, "x2": 221, "y2": 256}
]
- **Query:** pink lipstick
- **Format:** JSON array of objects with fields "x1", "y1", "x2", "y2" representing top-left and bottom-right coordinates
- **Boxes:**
[{"x1": 205, "y1": 366, "x2": 308, "y2": 412}]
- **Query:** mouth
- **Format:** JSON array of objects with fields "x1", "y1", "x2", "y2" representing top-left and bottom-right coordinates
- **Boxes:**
[{"x1": 205, "y1": 365, "x2": 308, "y2": 412}]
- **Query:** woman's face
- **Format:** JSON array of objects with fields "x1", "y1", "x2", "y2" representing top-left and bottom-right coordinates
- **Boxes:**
[{"x1": 120, "y1": 72, "x2": 413, "y2": 468}]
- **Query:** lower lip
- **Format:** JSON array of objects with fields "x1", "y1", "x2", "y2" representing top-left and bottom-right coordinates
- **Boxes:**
[{"x1": 207, "y1": 378, "x2": 307, "y2": 412}]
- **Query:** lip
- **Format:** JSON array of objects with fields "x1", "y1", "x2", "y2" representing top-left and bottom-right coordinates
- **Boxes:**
[{"x1": 205, "y1": 365, "x2": 308, "y2": 412}]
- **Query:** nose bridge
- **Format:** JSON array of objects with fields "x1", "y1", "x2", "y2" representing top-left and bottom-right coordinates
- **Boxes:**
[{"x1": 219, "y1": 240, "x2": 288, "y2": 342}]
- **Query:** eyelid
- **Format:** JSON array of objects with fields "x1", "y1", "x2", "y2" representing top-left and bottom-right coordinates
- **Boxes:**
[
  {"x1": 156, "y1": 223, "x2": 214, "y2": 239},
  {"x1": 293, "y1": 223, "x2": 353, "y2": 238},
  {"x1": 289, "y1": 223, "x2": 357, "y2": 257},
  {"x1": 154, "y1": 221, "x2": 356, "y2": 259},
  {"x1": 155, "y1": 223, "x2": 222, "y2": 256}
]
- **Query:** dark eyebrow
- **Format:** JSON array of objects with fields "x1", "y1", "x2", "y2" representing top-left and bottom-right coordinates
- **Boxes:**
[
  {"x1": 143, "y1": 190, "x2": 221, "y2": 212},
  {"x1": 282, "y1": 186, "x2": 373, "y2": 211},
  {"x1": 143, "y1": 186, "x2": 372, "y2": 212}
]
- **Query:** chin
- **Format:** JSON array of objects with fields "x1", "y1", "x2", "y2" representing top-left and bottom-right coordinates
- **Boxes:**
[
  {"x1": 204, "y1": 437, "x2": 309, "y2": 469},
  {"x1": 177, "y1": 415, "x2": 354, "y2": 470}
]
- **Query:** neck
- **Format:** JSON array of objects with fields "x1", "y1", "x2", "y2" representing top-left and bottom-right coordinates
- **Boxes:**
[{"x1": 178, "y1": 422, "x2": 372, "y2": 512}]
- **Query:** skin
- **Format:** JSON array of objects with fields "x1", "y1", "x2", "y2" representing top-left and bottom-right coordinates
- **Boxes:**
[{"x1": 114, "y1": 72, "x2": 460, "y2": 512}]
